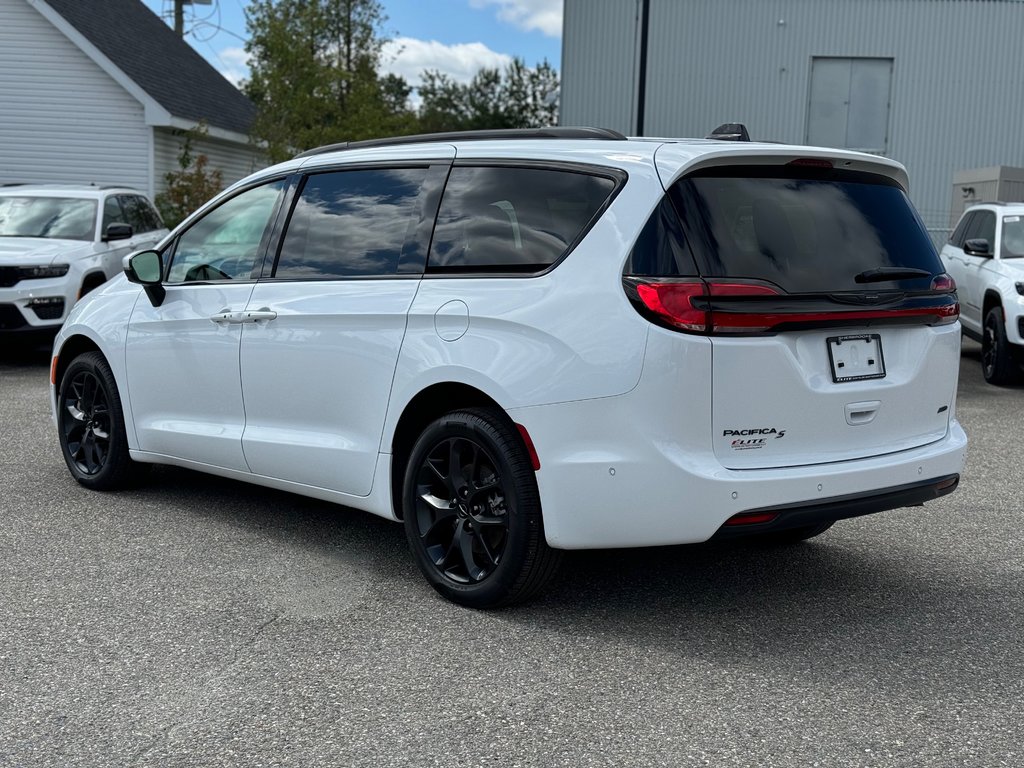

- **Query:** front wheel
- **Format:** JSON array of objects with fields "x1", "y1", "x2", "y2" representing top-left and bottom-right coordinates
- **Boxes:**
[
  {"x1": 402, "y1": 408, "x2": 561, "y2": 608},
  {"x1": 982, "y1": 306, "x2": 1020, "y2": 385},
  {"x1": 57, "y1": 351, "x2": 143, "y2": 490}
]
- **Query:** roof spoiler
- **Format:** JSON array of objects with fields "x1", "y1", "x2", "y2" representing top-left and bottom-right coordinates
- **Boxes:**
[{"x1": 706, "y1": 123, "x2": 751, "y2": 142}]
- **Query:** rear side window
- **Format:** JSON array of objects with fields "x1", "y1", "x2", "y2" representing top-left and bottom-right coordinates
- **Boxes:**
[
  {"x1": 428, "y1": 166, "x2": 617, "y2": 273},
  {"x1": 671, "y1": 166, "x2": 943, "y2": 293},
  {"x1": 275, "y1": 167, "x2": 428, "y2": 278},
  {"x1": 624, "y1": 197, "x2": 697, "y2": 276}
]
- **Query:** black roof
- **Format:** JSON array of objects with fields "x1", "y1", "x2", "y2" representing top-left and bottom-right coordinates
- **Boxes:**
[{"x1": 43, "y1": 0, "x2": 256, "y2": 136}]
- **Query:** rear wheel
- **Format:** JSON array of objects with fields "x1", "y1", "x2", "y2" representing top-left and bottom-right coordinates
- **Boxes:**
[
  {"x1": 402, "y1": 408, "x2": 560, "y2": 608},
  {"x1": 982, "y1": 306, "x2": 1020, "y2": 385},
  {"x1": 57, "y1": 351, "x2": 143, "y2": 490}
]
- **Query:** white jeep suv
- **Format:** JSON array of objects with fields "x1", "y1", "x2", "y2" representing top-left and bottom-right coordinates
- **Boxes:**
[
  {"x1": 941, "y1": 202, "x2": 1024, "y2": 384},
  {"x1": 49, "y1": 128, "x2": 967, "y2": 607},
  {"x1": 0, "y1": 185, "x2": 167, "y2": 339}
]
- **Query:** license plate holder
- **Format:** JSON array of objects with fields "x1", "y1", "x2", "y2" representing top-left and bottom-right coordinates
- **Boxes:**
[{"x1": 827, "y1": 334, "x2": 885, "y2": 383}]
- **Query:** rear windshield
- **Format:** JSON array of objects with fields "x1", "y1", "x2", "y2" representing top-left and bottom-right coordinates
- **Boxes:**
[{"x1": 669, "y1": 166, "x2": 942, "y2": 293}]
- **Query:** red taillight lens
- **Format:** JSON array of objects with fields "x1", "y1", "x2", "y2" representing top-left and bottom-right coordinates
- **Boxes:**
[
  {"x1": 635, "y1": 280, "x2": 709, "y2": 331},
  {"x1": 634, "y1": 279, "x2": 782, "y2": 332}
]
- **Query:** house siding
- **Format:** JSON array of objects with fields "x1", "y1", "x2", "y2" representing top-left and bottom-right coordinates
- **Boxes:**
[
  {"x1": 153, "y1": 128, "x2": 266, "y2": 196},
  {"x1": 0, "y1": 0, "x2": 149, "y2": 192},
  {"x1": 561, "y1": 0, "x2": 1024, "y2": 237}
]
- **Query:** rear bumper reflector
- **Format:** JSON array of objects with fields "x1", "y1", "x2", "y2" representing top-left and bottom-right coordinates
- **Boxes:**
[{"x1": 710, "y1": 473, "x2": 960, "y2": 540}]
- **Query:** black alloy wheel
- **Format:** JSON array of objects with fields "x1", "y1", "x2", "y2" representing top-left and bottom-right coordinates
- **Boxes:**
[
  {"x1": 62, "y1": 368, "x2": 111, "y2": 476},
  {"x1": 982, "y1": 306, "x2": 1019, "y2": 385},
  {"x1": 403, "y1": 408, "x2": 561, "y2": 608},
  {"x1": 414, "y1": 436, "x2": 510, "y2": 583},
  {"x1": 57, "y1": 351, "x2": 141, "y2": 490}
]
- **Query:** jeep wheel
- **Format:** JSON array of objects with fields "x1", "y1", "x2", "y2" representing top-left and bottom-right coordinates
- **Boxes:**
[{"x1": 982, "y1": 306, "x2": 1020, "y2": 385}]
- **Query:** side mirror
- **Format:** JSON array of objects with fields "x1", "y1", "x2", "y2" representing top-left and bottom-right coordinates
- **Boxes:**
[
  {"x1": 963, "y1": 238, "x2": 992, "y2": 257},
  {"x1": 103, "y1": 222, "x2": 133, "y2": 242},
  {"x1": 124, "y1": 249, "x2": 165, "y2": 306}
]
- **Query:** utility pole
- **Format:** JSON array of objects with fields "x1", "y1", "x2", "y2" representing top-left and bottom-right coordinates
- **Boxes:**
[{"x1": 174, "y1": 0, "x2": 184, "y2": 36}]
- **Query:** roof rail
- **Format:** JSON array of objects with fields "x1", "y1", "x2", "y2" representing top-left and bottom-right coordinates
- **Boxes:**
[{"x1": 293, "y1": 126, "x2": 628, "y2": 159}]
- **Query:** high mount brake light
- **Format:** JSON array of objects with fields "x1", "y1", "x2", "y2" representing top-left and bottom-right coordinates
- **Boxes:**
[
  {"x1": 788, "y1": 158, "x2": 834, "y2": 169},
  {"x1": 630, "y1": 278, "x2": 960, "y2": 334}
]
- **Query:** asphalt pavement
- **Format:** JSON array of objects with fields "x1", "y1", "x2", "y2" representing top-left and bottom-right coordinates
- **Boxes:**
[{"x1": 1, "y1": 338, "x2": 1021, "y2": 767}]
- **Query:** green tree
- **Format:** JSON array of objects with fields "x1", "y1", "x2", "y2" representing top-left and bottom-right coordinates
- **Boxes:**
[
  {"x1": 417, "y1": 57, "x2": 559, "y2": 133},
  {"x1": 155, "y1": 123, "x2": 224, "y2": 229},
  {"x1": 244, "y1": 0, "x2": 416, "y2": 161}
]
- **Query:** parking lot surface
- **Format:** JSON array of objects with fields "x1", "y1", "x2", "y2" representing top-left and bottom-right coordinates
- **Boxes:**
[{"x1": 1, "y1": 339, "x2": 1021, "y2": 767}]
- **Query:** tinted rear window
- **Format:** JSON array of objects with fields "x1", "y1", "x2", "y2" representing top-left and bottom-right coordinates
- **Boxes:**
[
  {"x1": 428, "y1": 166, "x2": 617, "y2": 274},
  {"x1": 670, "y1": 166, "x2": 942, "y2": 292}
]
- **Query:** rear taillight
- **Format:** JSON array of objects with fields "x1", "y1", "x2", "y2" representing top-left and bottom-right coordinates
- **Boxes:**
[
  {"x1": 627, "y1": 277, "x2": 959, "y2": 334},
  {"x1": 634, "y1": 280, "x2": 780, "y2": 333}
]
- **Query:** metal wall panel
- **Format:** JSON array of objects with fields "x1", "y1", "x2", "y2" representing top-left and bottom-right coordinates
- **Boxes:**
[
  {"x1": 561, "y1": 0, "x2": 642, "y2": 134},
  {"x1": 562, "y1": 0, "x2": 1024, "y2": 233},
  {"x1": 0, "y1": 0, "x2": 149, "y2": 192}
]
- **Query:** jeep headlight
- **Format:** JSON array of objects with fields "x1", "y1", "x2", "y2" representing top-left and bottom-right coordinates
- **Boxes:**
[{"x1": 18, "y1": 264, "x2": 70, "y2": 279}]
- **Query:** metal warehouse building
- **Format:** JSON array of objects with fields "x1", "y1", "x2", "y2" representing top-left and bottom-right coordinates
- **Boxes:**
[{"x1": 561, "y1": 0, "x2": 1024, "y2": 239}]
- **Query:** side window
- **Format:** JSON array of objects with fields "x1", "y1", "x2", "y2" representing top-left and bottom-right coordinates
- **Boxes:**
[
  {"x1": 972, "y1": 211, "x2": 996, "y2": 246},
  {"x1": 274, "y1": 167, "x2": 428, "y2": 279},
  {"x1": 117, "y1": 195, "x2": 148, "y2": 234},
  {"x1": 427, "y1": 166, "x2": 617, "y2": 273},
  {"x1": 167, "y1": 180, "x2": 286, "y2": 283},
  {"x1": 128, "y1": 195, "x2": 163, "y2": 233},
  {"x1": 623, "y1": 196, "x2": 697, "y2": 276},
  {"x1": 949, "y1": 213, "x2": 974, "y2": 248},
  {"x1": 101, "y1": 197, "x2": 124, "y2": 233}
]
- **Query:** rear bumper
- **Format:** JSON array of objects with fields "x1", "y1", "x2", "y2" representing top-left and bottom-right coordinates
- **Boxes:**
[{"x1": 709, "y1": 473, "x2": 959, "y2": 540}]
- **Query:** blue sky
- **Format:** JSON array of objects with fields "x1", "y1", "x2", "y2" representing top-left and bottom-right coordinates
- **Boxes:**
[{"x1": 140, "y1": 0, "x2": 562, "y2": 88}]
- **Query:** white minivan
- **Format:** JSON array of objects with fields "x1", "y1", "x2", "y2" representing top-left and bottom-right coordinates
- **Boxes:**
[{"x1": 50, "y1": 128, "x2": 966, "y2": 607}]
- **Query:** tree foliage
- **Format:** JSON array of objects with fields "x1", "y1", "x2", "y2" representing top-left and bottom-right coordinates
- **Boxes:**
[
  {"x1": 244, "y1": 0, "x2": 415, "y2": 161},
  {"x1": 242, "y1": 1, "x2": 559, "y2": 157},
  {"x1": 418, "y1": 58, "x2": 559, "y2": 133},
  {"x1": 155, "y1": 123, "x2": 224, "y2": 229}
]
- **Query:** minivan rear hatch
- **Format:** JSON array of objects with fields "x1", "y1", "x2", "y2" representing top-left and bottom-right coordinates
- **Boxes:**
[{"x1": 627, "y1": 158, "x2": 960, "y2": 470}]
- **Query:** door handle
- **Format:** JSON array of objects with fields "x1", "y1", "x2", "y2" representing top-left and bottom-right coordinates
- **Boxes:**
[
  {"x1": 209, "y1": 309, "x2": 244, "y2": 324},
  {"x1": 242, "y1": 309, "x2": 277, "y2": 323}
]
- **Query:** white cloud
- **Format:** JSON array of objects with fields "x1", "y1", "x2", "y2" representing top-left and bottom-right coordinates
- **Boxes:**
[
  {"x1": 380, "y1": 37, "x2": 513, "y2": 87},
  {"x1": 469, "y1": 0, "x2": 563, "y2": 37},
  {"x1": 217, "y1": 46, "x2": 250, "y2": 88}
]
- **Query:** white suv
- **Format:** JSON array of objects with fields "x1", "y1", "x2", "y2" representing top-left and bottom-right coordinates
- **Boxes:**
[
  {"x1": 0, "y1": 185, "x2": 167, "y2": 339},
  {"x1": 49, "y1": 128, "x2": 967, "y2": 607},
  {"x1": 941, "y1": 202, "x2": 1024, "y2": 384}
]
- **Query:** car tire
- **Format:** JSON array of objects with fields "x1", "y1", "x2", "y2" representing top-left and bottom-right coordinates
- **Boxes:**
[
  {"x1": 754, "y1": 521, "x2": 834, "y2": 545},
  {"x1": 982, "y1": 306, "x2": 1020, "y2": 385},
  {"x1": 402, "y1": 408, "x2": 561, "y2": 608},
  {"x1": 57, "y1": 351, "x2": 144, "y2": 490}
]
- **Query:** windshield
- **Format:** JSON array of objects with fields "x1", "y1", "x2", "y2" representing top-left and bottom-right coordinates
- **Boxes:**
[
  {"x1": 1001, "y1": 216, "x2": 1024, "y2": 259},
  {"x1": 0, "y1": 197, "x2": 98, "y2": 241}
]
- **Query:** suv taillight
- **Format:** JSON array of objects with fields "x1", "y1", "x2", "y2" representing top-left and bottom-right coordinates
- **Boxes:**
[{"x1": 626, "y1": 277, "x2": 960, "y2": 335}]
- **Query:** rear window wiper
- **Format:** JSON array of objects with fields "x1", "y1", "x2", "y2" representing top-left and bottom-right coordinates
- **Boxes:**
[{"x1": 855, "y1": 267, "x2": 932, "y2": 283}]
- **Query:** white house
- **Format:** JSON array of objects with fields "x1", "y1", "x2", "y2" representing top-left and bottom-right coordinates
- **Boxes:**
[{"x1": 0, "y1": 0, "x2": 264, "y2": 199}]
